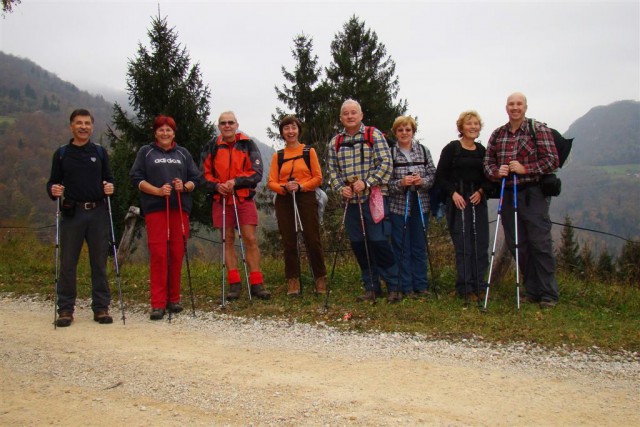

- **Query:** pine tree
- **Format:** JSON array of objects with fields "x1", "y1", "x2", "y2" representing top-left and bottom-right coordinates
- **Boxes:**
[
  {"x1": 617, "y1": 240, "x2": 640, "y2": 285},
  {"x1": 579, "y1": 243, "x2": 595, "y2": 279},
  {"x1": 596, "y1": 248, "x2": 614, "y2": 282},
  {"x1": 1, "y1": 0, "x2": 21, "y2": 15},
  {"x1": 268, "y1": 33, "x2": 333, "y2": 151},
  {"x1": 108, "y1": 13, "x2": 215, "y2": 229},
  {"x1": 325, "y1": 15, "x2": 408, "y2": 134},
  {"x1": 557, "y1": 215, "x2": 581, "y2": 274}
]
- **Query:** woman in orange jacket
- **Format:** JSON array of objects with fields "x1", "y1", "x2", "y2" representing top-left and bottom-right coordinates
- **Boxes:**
[{"x1": 267, "y1": 115, "x2": 327, "y2": 296}]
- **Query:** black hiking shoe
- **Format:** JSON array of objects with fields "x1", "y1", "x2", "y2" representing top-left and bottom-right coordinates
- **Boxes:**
[
  {"x1": 227, "y1": 283, "x2": 242, "y2": 300},
  {"x1": 56, "y1": 311, "x2": 74, "y2": 327},
  {"x1": 250, "y1": 284, "x2": 271, "y2": 300},
  {"x1": 167, "y1": 302, "x2": 183, "y2": 313},
  {"x1": 150, "y1": 308, "x2": 165, "y2": 320}
]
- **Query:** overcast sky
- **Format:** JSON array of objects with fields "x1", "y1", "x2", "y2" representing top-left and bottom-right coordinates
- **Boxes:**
[{"x1": 1, "y1": 0, "x2": 638, "y2": 161}]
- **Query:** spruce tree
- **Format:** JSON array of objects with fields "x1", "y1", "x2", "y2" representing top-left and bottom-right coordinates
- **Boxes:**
[
  {"x1": 596, "y1": 248, "x2": 614, "y2": 282},
  {"x1": 617, "y1": 240, "x2": 640, "y2": 285},
  {"x1": 557, "y1": 215, "x2": 581, "y2": 274},
  {"x1": 108, "y1": 13, "x2": 215, "y2": 229},
  {"x1": 325, "y1": 15, "x2": 408, "y2": 134},
  {"x1": 268, "y1": 33, "x2": 333, "y2": 152}
]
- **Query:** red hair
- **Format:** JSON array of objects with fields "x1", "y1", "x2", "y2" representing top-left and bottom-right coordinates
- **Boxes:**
[{"x1": 153, "y1": 115, "x2": 177, "y2": 132}]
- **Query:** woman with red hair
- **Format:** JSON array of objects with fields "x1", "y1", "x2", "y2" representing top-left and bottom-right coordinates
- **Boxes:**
[{"x1": 130, "y1": 115, "x2": 202, "y2": 320}]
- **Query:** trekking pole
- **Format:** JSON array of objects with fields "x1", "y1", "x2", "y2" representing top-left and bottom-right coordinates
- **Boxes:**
[
  {"x1": 399, "y1": 189, "x2": 410, "y2": 295},
  {"x1": 354, "y1": 184, "x2": 376, "y2": 304},
  {"x1": 460, "y1": 180, "x2": 469, "y2": 306},
  {"x1": 416, "y1": 190, "x2": 438, "y2": 298},
  {"x1": 53, "y1": 197, "x2": 61, "y2": 329},
  {"x1": 291, "y1": 184, "x2": 304, "y2": 296},
  {"x1": 513, "y1": 175, "x2": 521, "y2": 310},
  {"x1": 231, "y1": 194, "x2": 252, "y2": 302},
  {"x1": 483, "y1": 177, "x2": 506, "y2": 311},
  {"x1": 470, "y1": 183, "x2": 482, "y2": 308},
  {"x1": 165, "y1": 195, "x2": 172, "y2": 323},
  {"x1": 221, "y1": 196, "x2": 227, "y2": 308},
  {"x1": 325, "y1": 198, "x2": 349, "y2": 310},
  {"x1": 106, "y1": 195, "x2": 126, "y2": 324},
  {"x1": 175, "y1": 186, "x2": 196, "y2": 317}
]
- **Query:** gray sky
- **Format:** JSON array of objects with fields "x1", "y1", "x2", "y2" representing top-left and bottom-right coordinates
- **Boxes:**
[{"x1": 1, "y1": 0, "x2": 638, "y2": 161}]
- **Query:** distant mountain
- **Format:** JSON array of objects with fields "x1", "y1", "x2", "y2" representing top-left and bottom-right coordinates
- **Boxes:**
[
  {"x1": 0, "y1": 52, "x2": 275, "y2": 227},
  {"x1": 551, "y1": 100, "x2": 640, "y2": 254},
  {"x1": 564, "y1": 100, "x2": 640, "y2": 166}
]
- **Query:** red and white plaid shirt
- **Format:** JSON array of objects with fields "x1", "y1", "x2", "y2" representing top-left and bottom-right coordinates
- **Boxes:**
[{"x1": 484, "y1": 118, "x2": 559, "y2": 185}]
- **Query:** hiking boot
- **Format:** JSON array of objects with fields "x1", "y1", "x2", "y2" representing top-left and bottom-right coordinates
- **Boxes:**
[
  {"x1": 315, "y1": 276, "x2": 327, "y2": 294},
  {"x1": 521, "y1": 295, "x2": 540, "y2": 304},
  {"x1": 387, "y1": 291, "x2": 402, "y2": 304},
  {"x1": 251, "y1": 284, "x2": 271, "y2": 300},
  {"x1": 167, "y1": 302, "x2": 183, "y2": 313},
  {"x1": 539, "y1": 300, "x2": 558, "y2": 309},
  {"x1": 227, "y1": 283, "x2": 242, "y2": 300},
  {"x1": 415, "y1": 290, "x2": 431, "y2": 299},
  {"x1": 56, "y1": 311, "x2": 74, "y2": 327},
  {"x1": 287, "y1": 278, "x2": 301, "y2": 296},
  {"x1": 356, "y1": 290, "x2": 378, "y2": 302},
  {"x1": 150, "y1": 308, "x2": 165, "y2": 320},
  {"x1": 93, "y1": 310, "x2": 113, "y2": 324}
]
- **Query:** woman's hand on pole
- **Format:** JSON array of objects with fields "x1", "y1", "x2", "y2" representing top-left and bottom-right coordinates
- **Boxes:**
[
  {"x1": 172, "y1": 178, "x2": 184, "y2": 192},
  {"x1": 158, "y1": 183, "x2": 172, "y2": 197},
  {"x1": 452, "y1": 191, "x2": 466, "y2": 210},
  {"x1": 469, "y1": 190, "x2": 482, "y2": 205}
]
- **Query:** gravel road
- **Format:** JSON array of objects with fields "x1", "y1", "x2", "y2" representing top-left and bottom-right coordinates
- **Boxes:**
[{"x1": 1, "y1": 295, "x2": 638, "y2": 426}]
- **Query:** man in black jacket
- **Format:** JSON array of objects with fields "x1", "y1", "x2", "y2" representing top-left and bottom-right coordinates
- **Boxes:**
[{"x1": 47, "y1": 109, "x2": 115, "y2": 327}]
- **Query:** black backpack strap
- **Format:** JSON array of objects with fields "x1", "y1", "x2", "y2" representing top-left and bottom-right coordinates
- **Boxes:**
[{"x1": 277, "y1": 146, "x2": 313, "y2": 180}]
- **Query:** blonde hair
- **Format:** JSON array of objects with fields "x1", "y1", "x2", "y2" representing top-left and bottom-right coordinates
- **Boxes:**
[
  {"x1": 391, "y1": 115, "x2": 417, "y2": 136},
  {"x1": 456, "y1": 110, "x2": 483, "y2": 137}
]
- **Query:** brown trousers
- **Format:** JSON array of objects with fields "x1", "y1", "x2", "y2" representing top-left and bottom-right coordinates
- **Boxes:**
[{"x1": 274, "y1": 191, "x2": 327, "y2": 279}]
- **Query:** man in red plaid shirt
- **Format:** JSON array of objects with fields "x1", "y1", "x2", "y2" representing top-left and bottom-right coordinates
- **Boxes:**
[{"x1": 484, "y1": 92, "x2": 559, "y2": 309}]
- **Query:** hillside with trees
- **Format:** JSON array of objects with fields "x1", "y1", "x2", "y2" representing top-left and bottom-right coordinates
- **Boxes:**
[
  {"x1": 0, "y1": 50, "x2": 273, "y2": 233},
  {"x1": 552, "y1": 100, "x2": 640, "y2": 255}
]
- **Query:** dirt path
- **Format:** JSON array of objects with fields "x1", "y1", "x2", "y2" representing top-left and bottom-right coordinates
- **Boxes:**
[{"x1": 1, "y1": 298, "x2": 638, "y2": 426}]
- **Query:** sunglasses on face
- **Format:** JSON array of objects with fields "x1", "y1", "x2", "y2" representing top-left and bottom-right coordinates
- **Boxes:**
[{"x1": 219, "y1": 121, "x2": 236, "y2": 126}]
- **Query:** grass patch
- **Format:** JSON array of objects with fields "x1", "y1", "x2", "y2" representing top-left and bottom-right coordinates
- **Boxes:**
[
  {"x1": 0, "y1": 116, "x2": 17, "y2": 126},
  {"x1": 1, "y1": 231, "x2": 638, "y2": 352}
]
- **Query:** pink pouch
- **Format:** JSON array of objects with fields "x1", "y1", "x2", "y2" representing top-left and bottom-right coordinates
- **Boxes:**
[{"x1": 369, "y1": 186, "x2": 384, "y2": 224}]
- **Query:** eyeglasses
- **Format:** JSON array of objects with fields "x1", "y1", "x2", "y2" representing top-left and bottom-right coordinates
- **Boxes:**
[{"x1": 219, "y1": 121, "x2": 236, "y2": 126}]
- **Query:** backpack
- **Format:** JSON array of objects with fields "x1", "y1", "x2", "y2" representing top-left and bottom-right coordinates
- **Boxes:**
[
  {"x1": 275, "y1": 145, "x2": 328, "y2": 221},
  {"x1": 529, "y1": 119, "x2": 574, "y2": 197},
  {"x1": 277, "y1": 146, "x2": 312, "y2": 175},
  {"x1": 390, "y1": 143, "x2": 428, "y2": 168},
  {"x1": 528, "y1": 119, "x2": 573, "y2": 168},
  {"x1": 334, "y1": 126, "x2": 376, "y2": 152}
]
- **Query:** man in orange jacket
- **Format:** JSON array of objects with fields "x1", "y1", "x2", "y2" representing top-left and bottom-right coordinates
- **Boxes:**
[{"x1": 201, "y1": 111, "x2": 270, "y2": 300}]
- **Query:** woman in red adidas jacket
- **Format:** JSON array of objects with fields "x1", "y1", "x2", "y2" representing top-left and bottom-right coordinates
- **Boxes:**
[
  {"x1": 201, "y1": 111, "x2": 270, "y2": 300},
  {"x1": 267, "y1": 115, "x2": 327, "y2": 296}
]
